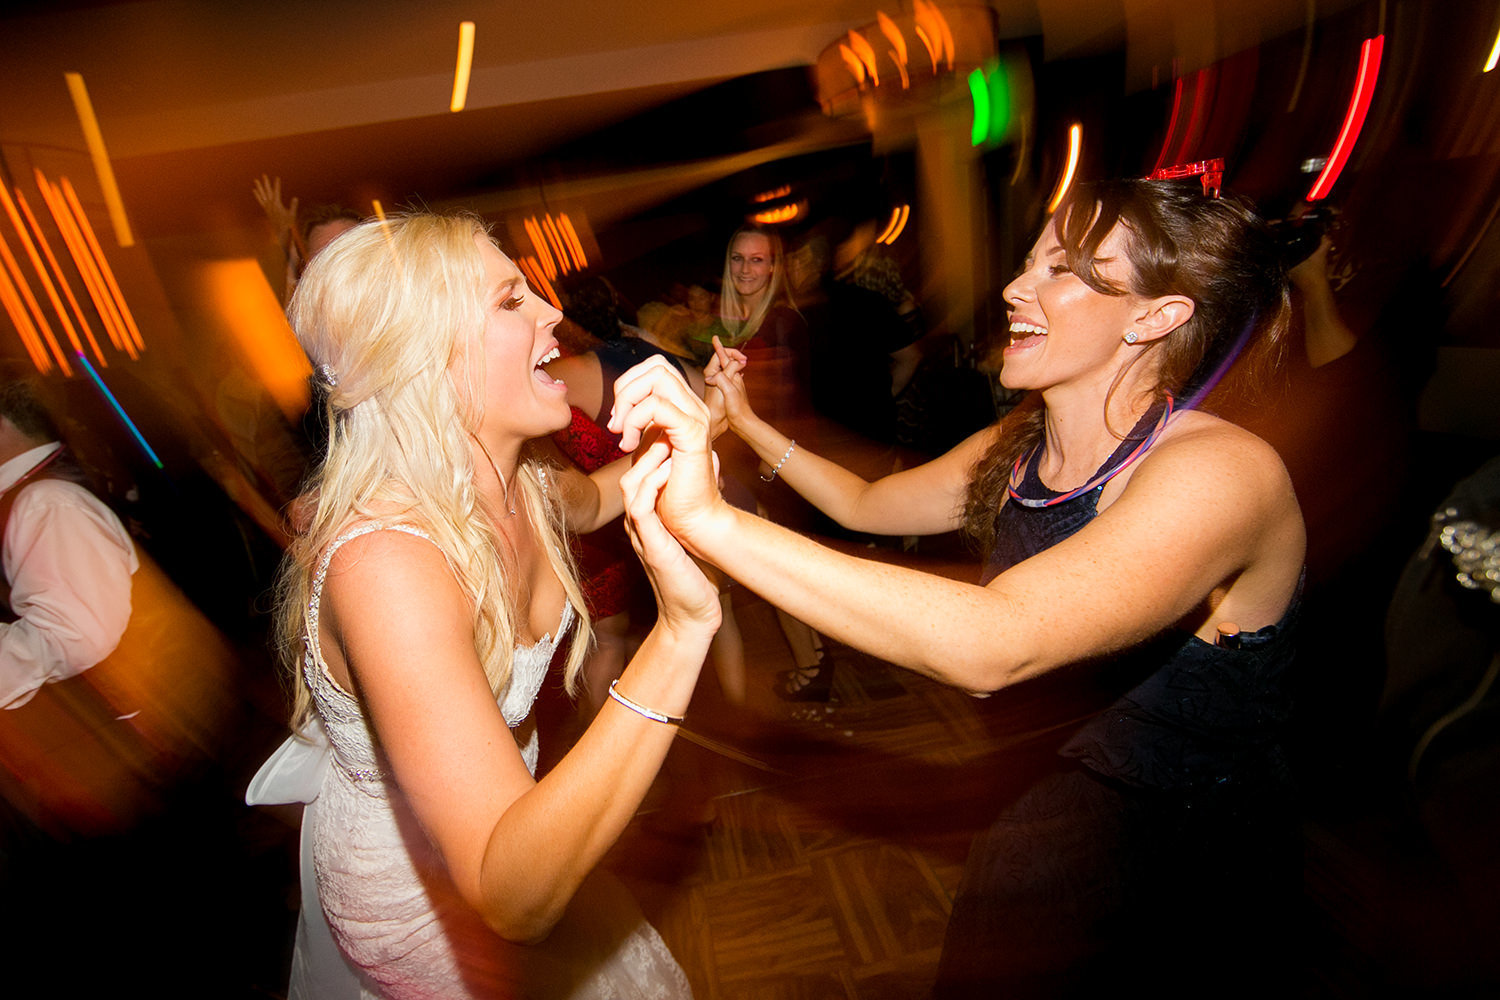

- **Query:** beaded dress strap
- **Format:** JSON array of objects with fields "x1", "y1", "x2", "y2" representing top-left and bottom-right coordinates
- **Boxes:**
[{"x1": 307, "y1": 523, "x2": 434, "y2": 670}]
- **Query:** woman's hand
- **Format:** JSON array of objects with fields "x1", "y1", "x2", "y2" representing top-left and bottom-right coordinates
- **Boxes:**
[
  {"x1": 619, "y1": 431, "x2": 722, "y2": 640},
  {"x1": 609, "y1": 356, "x2": 734, "y2": 552},
  {"x1": 704, "y1": 336, "x2": 753, "y2": 432}
]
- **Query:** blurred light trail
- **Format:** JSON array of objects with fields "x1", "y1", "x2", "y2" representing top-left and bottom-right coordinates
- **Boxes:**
[
  {"x1": 63, "y1": 73, "x2": 133, "y2": 248},
  {"x1": 750, "y1": 202, "x2": 801, "y2": 224},
  {"x1": 0, "y1": 258, "x2": 49, "y2": 371},
  {"x1": 839, "y1": 43, "x2": 867, "y2": 87},
  {"x1": 16, "y1": 183, "x2": 106, "y2": 367},
  {"x1": 848, "y1": 30, "x2": 879, "y2": 88},
  {"x1": 0, "y1": 184, "x2": 85, "y2": 363},
  {"x1": 517, "y1": 256, "x2": 559, "y2": 309},
  {"x1": 752, "y1": 186, "x2": 791, "y2": 203},
  {"x1": 558, "y1": 214, "x2": 588, "y2": 270},
  {"x1": 876, "y1": 11, "x2": 910, "y2": 89},
  {"x1": 968, "y1": 68, "x2": 990, "y2": 146},
  {"x1": 524, "y1": 217, "x2": 558, "y2": 281},
  {"x1": 17, "y1": 187, "x2": 107, "y2": 367},
  {"x1": 1046, "y1": 124, "x2": 1082, "y2": 213},
  {"x1": 913, "y1": 0, "x2": 954, "y2": 71},
  {"x1": 74, "y1": 351, "x2": 161, "y2": 468},
  {"x1": 0, "y1": 204, "x2": 69, "y2": 374},
  {"x1": 371, "y1": 199, "x2": 387, "y2": 220},
  {"x1": 60, "y1": 178, "x2": 142, "y2": 354},
  {"x1": 1487, "y1": 24, "x2": 1500, "y2": 72},
  {"x1": 876, "y1": 204, "x2": 909, "y2": 245},
  {"x1": 451, "y1": 21, "x2": 475, "y2": 112},
  {"x1": 1152, "y1": 77, "x2": 1186, "y2": 174},
  {"x1": 1307, "y1": 35, "x2": 1385, "y2": 201},
  {"x1": 37, "y1": 172, "x2": 128, "y2": 356}
]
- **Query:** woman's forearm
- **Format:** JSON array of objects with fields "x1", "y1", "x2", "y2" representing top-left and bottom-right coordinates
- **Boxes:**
[
  {"x1": 477, "y1": 623, "x2": 711, "y2": 941},
  {"x1": 728, "y1": 412, "x2": 968, "y2": 536},
  {"x1": 686, "y1": 502, "x2": 1026, "y2": 693}
]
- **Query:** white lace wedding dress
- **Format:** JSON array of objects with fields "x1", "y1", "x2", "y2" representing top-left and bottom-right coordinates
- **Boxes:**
[{"x1": 248, "y1": 524, "x2": 692, "y2": 999}]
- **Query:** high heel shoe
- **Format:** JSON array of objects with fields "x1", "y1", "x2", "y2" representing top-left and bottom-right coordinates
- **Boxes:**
[{"x1": 775, "y1": 652, "x2": 835, "y2": 702}]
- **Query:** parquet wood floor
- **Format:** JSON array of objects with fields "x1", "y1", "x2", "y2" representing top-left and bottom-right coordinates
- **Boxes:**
[{"x1": 588, "y1": 570, "x2": 1029, "y2": 1000}]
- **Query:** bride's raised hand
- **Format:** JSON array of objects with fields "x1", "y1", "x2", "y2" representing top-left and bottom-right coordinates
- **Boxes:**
[
  {"x1": 608, "y1": 357, "x2": 730, "y2": 548},
  {"x1": 619, "y1": 435, "x2": 721, "y2": 638}
]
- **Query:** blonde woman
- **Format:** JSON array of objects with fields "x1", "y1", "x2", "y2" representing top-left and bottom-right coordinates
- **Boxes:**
[{"x1": 248, "y1": 214, "x2": 716, "y2": 998}]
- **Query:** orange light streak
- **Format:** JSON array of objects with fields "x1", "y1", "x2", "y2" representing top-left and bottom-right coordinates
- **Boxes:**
[
  {"x1": 0, "y1": 221, "x2": 70, "y2": 374},
  {"x1": 0, "y1": 261, "x2": 50, "y2": 372},
  {"x1": 450, "y1": 22, "x2": 475, "y2": 112},
  {"x1": 0, "y1": 185, "x2": 84, "y2": 358},
  {"x1": 63, "y1": 73, "x2": 133, "y2": 248},
  {"x1": 558, "y1": 214, "x2": 588, "y2": 270},
  {"x1": 541, "y1": 214, "x2": 571, "y2": 273},
  {"x1": 752, "y1": 186, "x2": 792, "y2": 203},
  {"x1": 847, "y1": 31, "x2": 879, "y2": 88},
  {"x1": 877, "y1": 12, "x2": 908, "y2": 70},
  {"x1": 36, "y1": 174, "x2": 126, "y2": 353},
  {"x1": 517, "y1": 256, "x2": 560, "y2": 309},
  {"x1": 1046, "y1": 124, "x2": 1083, "y2": 213},
  {"x1": 750, "y1": 203, "x2": 801, "y2": 225},
  {"x1": 914, "y1": 1, "x2": 941, "y2": 72},
  {"x1": 913, "y1": 25, "x2": 938, "y2": 74},
  {"x1": 524, "y1": 218, "x2": 557, "y2": 281},
  {"x1": 22, "y1": 175, "x2": 102, "y2": 363},
  {"x1": 877, "y1": 204, "x2": 910, "y2": 245},
  {"x1": 839, "y1": 44, "x2": 868, "y2": 87},
  {"x1": 19, "y1": 189, "x2": 108, "y2": 366},
  {"x1": 61, "y1": 178, "x2": 142, "y2": 354}
]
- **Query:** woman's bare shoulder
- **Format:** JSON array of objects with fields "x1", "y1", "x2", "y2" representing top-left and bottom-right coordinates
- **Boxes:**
[{"x1": 1134, "y1": 409, "x2": 1297, "y2": 509}]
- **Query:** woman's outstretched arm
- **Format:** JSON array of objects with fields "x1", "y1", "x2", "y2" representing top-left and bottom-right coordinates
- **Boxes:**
[
  {"x1": 705, "y1": 339, "x2": 991, "y2": 536},
  {"x1": 614, "y1": 359, "x2": 1305, "y2": 694}
]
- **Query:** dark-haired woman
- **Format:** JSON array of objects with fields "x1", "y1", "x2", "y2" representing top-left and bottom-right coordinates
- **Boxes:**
[{"x1": 609, "y1": 180, "x2": 1306, "y2": 994}]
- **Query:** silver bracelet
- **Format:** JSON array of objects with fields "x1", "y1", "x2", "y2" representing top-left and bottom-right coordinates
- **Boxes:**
[
  {"x1": 760, "y1": 440, "x2": 796, "y2": 483},
  {"x1": 607, "y1": 680, "x2": 684, "y2": 726}
]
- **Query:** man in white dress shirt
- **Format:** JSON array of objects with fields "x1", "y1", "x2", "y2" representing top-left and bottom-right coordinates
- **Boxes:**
[
  {"x1": 0, "y1": 372, "x2": 144, "y2": 837},
  {"x1": 0, "y1": 376, "x2": 137, "y2": 709}
]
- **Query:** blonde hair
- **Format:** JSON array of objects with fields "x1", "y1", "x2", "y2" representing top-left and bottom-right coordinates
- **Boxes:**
[
  {"x1": 275, "y1": 213, "x2": 590, "y2": 729},
  {"x1": 719, "y1": 224, "x2": 795, "y2": 344}
]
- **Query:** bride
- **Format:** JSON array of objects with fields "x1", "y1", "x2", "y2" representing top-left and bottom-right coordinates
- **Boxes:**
[{"x1": 249, "y1": 213, "x2": 716, "y2": 998}]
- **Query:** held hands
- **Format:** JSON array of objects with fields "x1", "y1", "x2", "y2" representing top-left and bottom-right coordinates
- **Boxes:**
[
  {"x1": 609, "y1": 356, "x2": 733, "y2": 554},
  {"x1": 618, "y1": 432, "x2": 722, "y2": 638},
  {"x1": 704, "y1": 336, "x2": 753, "y2": 431}
]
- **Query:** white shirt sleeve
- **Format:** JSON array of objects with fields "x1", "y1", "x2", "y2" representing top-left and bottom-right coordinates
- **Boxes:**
[{"x1": 0, "y1": 480, "x2": 138, "y2": 709}]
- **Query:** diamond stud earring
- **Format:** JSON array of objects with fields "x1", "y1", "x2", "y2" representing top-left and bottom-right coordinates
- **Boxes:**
[{"x1": 1124, "y1": 330, "x2": 1139, "y2": 344}]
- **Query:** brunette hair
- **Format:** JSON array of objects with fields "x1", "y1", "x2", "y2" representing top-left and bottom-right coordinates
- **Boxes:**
[{"x1": 962, "y1": 178, "x2": 1290, "y2": 549}]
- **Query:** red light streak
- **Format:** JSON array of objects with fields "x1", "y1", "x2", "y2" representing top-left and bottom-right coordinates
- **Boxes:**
[{"x1": 1307, "y1": 35, "x2": 1385, "y2": 202}]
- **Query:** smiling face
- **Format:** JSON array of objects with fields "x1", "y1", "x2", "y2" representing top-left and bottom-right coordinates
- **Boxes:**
[
  {"x1": 727, "y1": 232, "x2": 774, "y2": 303},
  {"x1": 999, "y1": 220, "x2": 1151, "y2": 395},
  {"x1": 469, "y1": 232, "x2": 570, "y2": 447}
]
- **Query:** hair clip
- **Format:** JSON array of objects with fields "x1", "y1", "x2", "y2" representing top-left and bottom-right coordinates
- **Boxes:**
[
  {"x1": 313, "y1": 364, "x2": 339, "y2": 390},
  {"x1": 1147, "y1": 157, "x2": 1224, "y2": 198}
]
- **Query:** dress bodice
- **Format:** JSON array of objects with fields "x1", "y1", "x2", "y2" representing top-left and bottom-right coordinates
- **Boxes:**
[
  {"x1": 304, "y1": 523, "x2": 573, "y2": 781},
  {"x1": 983, "y1": 421, "x2": 1301, "y2": 796}
]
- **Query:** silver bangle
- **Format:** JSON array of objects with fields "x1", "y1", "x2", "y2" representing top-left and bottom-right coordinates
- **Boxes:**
[
  {"x1": 760, "y1": 440, "x2": 796, "y2": 483},
  {"x1": 607, "y1": 680, "x2": 684, "y2": 726}
]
